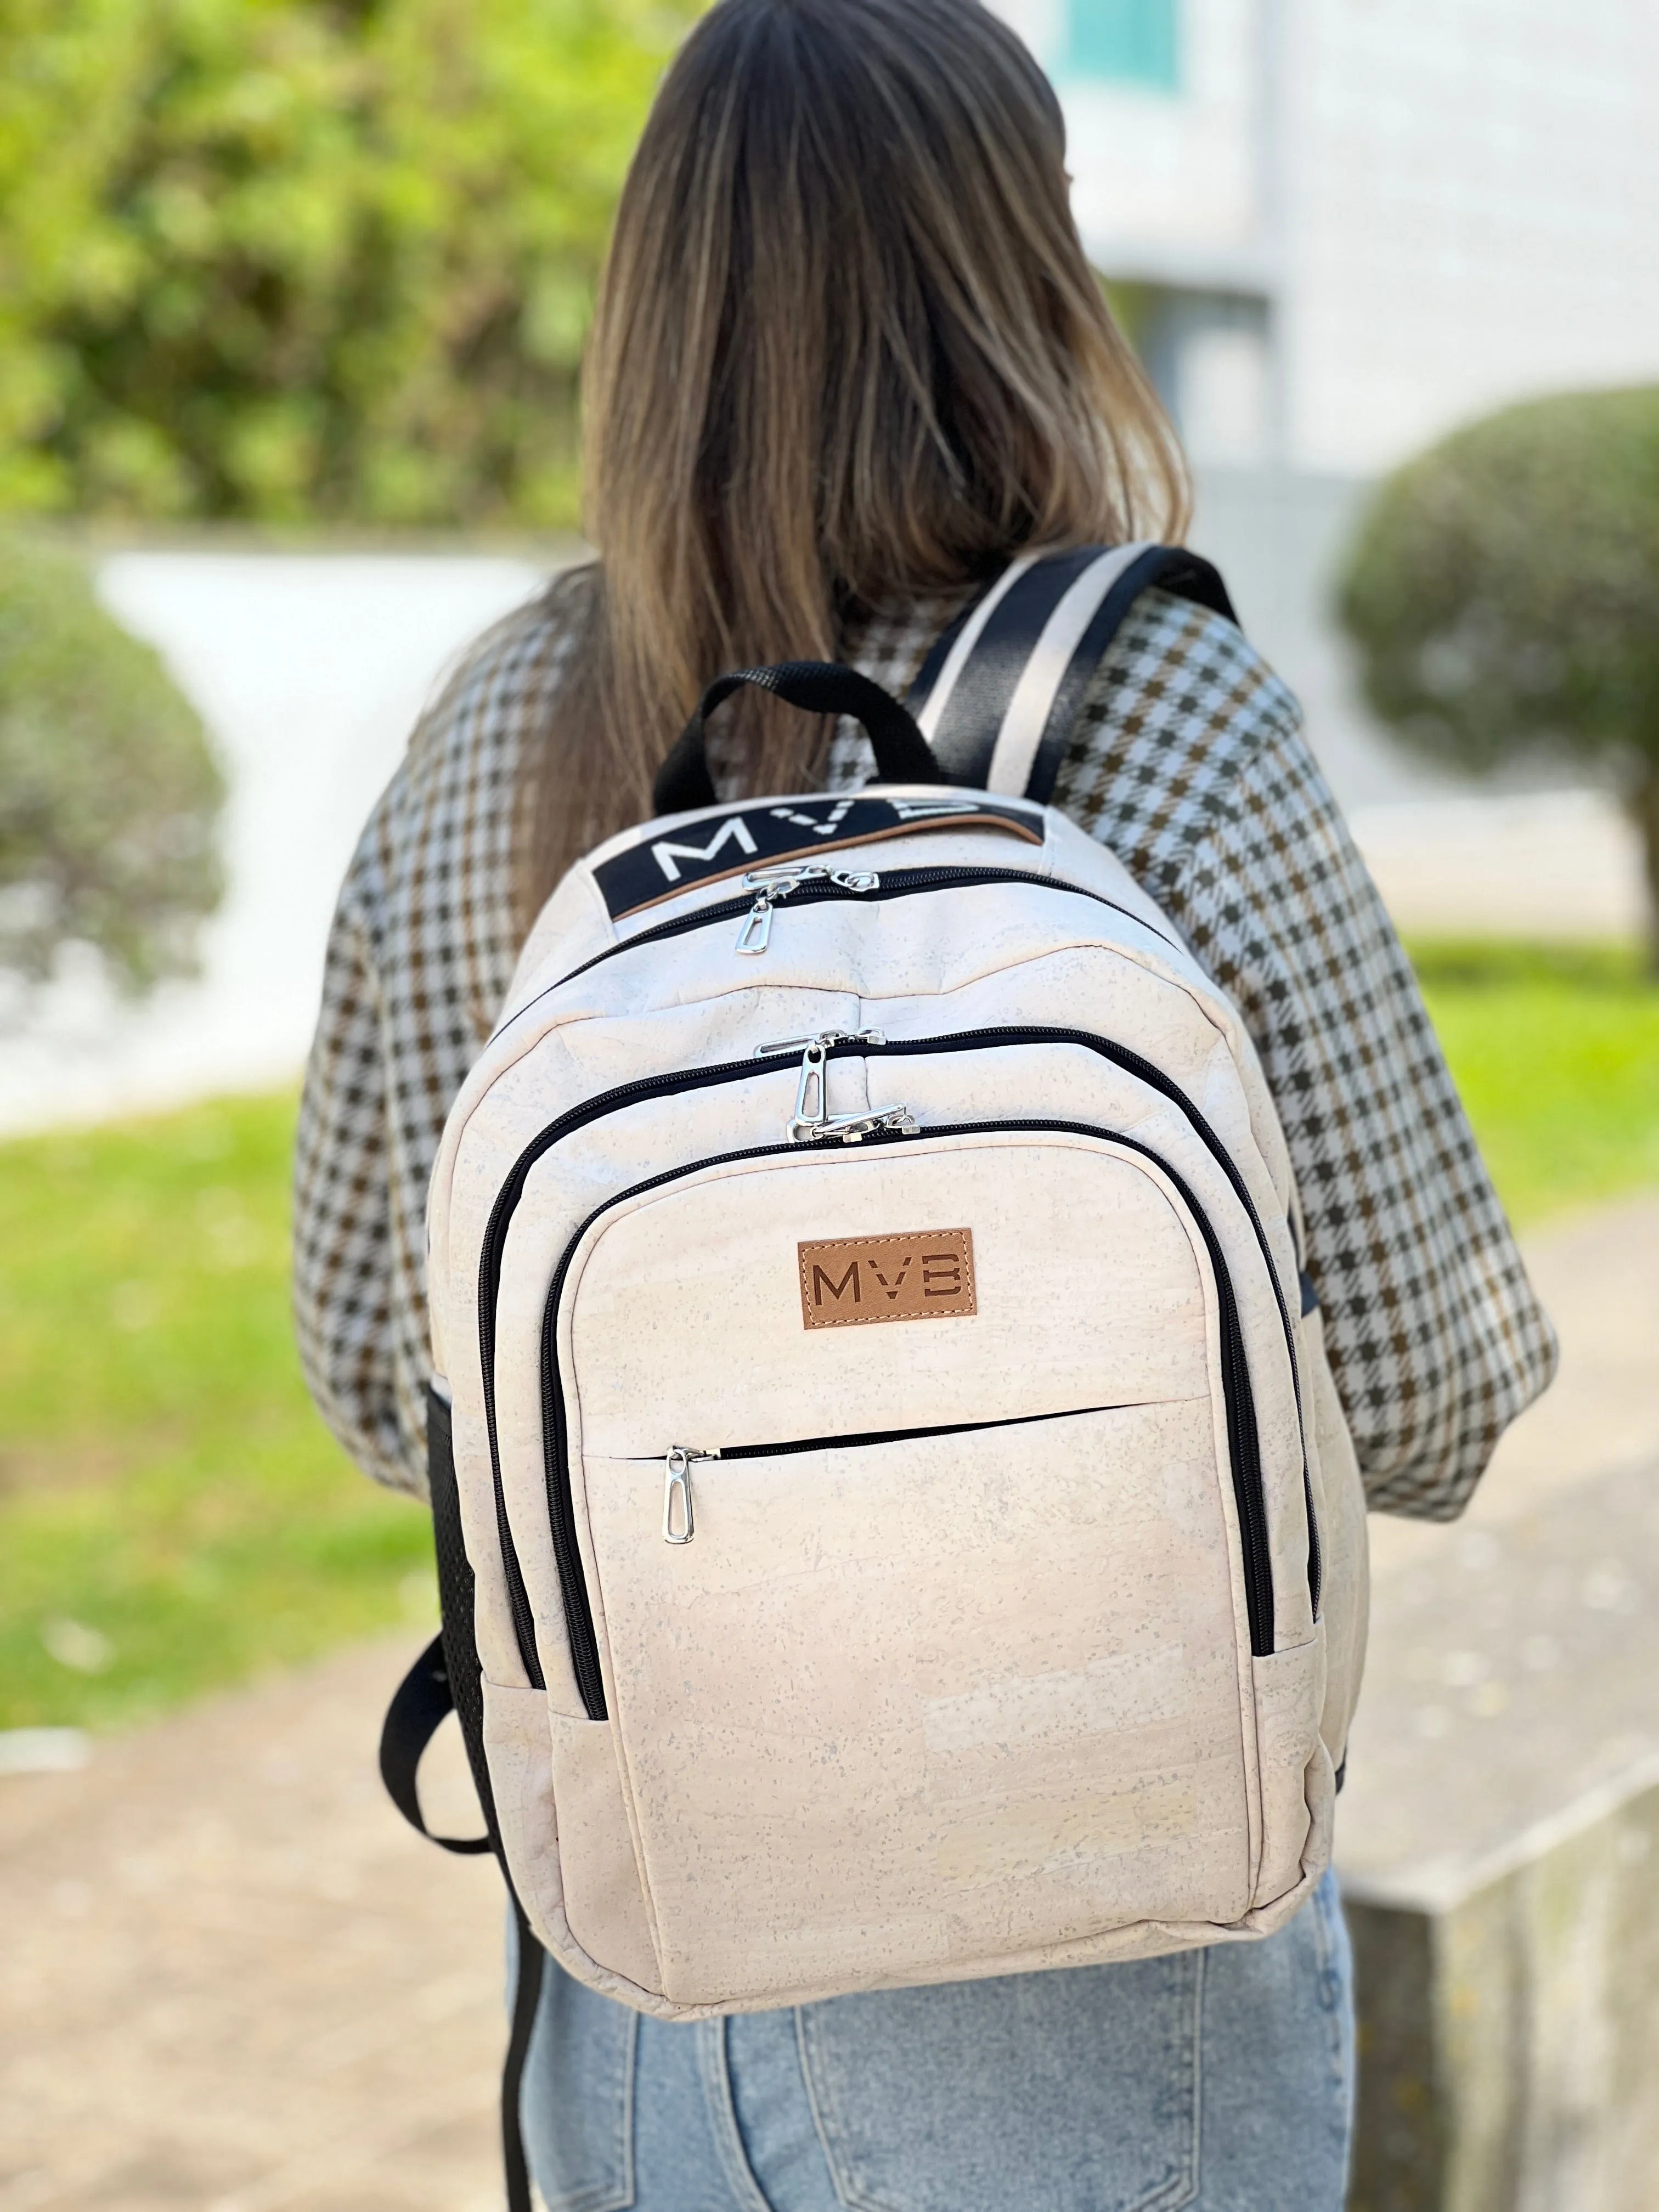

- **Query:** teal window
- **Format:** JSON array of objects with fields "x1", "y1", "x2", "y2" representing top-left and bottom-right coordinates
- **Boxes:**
[{"x1": 1062, "y1": 0, "x2": 1180, "y2": 91}]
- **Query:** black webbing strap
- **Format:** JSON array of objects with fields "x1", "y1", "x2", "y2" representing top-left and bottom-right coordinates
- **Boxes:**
[
  {"x1": 377, "y1": 1385, "x2": 541, "y2": 2212},
  {"x1": 504, "y1": 1894, "x2": 547, "y2": 2212},
  {"x1": 426, "y1": 1387, "x2": 501, "y2": 1839},
  {"x1": 654, "y1": 660, "x2": 948, "y2": 813},
  {"x1": 378, "y1": 1634, "x2": 490, "y2": 1853},
  {"x1": 914, "y1": 546, "x2": 1106, "y2": 785},
  {"x1": 1022, "y1": 548, "x2": 1236, "y2": 805}
]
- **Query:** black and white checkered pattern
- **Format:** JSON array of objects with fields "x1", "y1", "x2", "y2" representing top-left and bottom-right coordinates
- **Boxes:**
[{"x1": 294, "y1": 580, "x2": 1555, "y2": 1518}]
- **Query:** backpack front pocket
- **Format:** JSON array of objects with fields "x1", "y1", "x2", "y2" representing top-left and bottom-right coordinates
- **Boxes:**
[
  {"x1": 584, "y1": 1402, "x2": 1250, "y2": 2005},
  {"x1": 543, "y1": 1131, "x2": 1298, "y2": 2007}
]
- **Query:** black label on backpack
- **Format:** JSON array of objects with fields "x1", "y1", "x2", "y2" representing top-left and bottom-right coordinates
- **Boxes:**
[{"x1": 592, "y1": 794, "x2": 1043, "y2": 920}]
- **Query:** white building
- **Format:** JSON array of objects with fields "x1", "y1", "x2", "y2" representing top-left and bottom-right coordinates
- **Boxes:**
[
  {"x1": 986, "y1": 0, "x2": 1657, "y2": 919},
  {"x1": 995, "y1": 0, "x2": 1659, "y2": 475}
]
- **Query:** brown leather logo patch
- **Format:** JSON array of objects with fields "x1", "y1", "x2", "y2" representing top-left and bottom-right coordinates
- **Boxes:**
[{"x1": 798, "y1": 1229, "x2": 976, "y2": 1329}]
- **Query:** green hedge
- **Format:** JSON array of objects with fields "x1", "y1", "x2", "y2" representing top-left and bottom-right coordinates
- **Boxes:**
[
  {"x1": 1338, "y1": 386, "x2": 1659, "y2": 953},
  {"x1": 0, "y1": 536, "x2": 223, "y2": 990},
  {"x1": 0, "y1": 0, "x2": 696, "y2": 527}
]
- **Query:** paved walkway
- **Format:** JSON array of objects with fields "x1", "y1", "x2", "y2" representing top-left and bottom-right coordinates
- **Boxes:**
[
  {"x1": 0, "y1": 1643, "x2": 504, "y2": 2212},
  {"x1": 2, "y1": 1194, "x2": 1655, "y2": 2212}
]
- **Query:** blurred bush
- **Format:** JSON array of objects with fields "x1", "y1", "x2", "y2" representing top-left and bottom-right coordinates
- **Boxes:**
[
  {"x1": 0, "y1": 0, "x2": 694, "y2": 529},
  {"x1": 1337, "y1": 387, "x2": 1659, "y2": 955},
  {"x1": 0, "y1": 537, "x2": 223, "y2": 991}
]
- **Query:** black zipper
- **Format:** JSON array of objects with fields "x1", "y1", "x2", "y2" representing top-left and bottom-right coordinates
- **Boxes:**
[
  {"x1": 537, "y1": 1118, "x2": 1277, "y2": 1725},
  {"x1": 476, "y1": 1023, "x2": 1318, "y2": 1692},
  {"x1": 646, "y1": 1400, "x2": 1129, "y2": 1463},
  {"x1": 474, "y1": 1054, "x2": 786, "y2": 1688},
  {"x1": 876, "y1": 1029, "x2": 1318, "y2": 1621},
  {"x1": 500, "y1": 865, "x2": 1184, "y2": 1029}
]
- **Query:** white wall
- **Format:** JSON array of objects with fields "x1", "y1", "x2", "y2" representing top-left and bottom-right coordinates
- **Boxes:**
[
  {"x1": 994, "y1": 0, "x2": 1659, "y2": 474},
  {"x1": 2, "y1": 535, "x2": 1641, "y2": 1136},
  {"x1": 1285, "y1": 0, "x2": 1659, "y2": 473},
  {"x1": 998, "y1": 0, "x2": 1272, "y2": 288}
]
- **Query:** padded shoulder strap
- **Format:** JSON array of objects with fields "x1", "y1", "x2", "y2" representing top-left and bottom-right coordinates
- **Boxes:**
[{"x1": 909, "y1": 544, "x2": 1237, "y2": 803}]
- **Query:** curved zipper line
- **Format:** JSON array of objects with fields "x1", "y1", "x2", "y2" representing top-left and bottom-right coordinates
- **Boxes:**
[
  {"x1": 882, "y1": 1028, "x2": 1318, "y2": 1615},
  {"x1": 493, "y1": 865, "x2": 1184, "y2": 1042},
  {"x1": 537, "y1": 1138, "x2": 803, "y2": 1720},
  {"x1": 538, "y1": 1118, "x2": 1277, "y2": 1725},
  {"x1": 474, "y1": 1048, "x2": 775, "y2": 1688},
  {"x1": 478, "y1": 1024, "x2": 1317, "y2": 1688},
  {"x1": 924, "y1": 1120, "x2": 1276, "y2": 1656}
]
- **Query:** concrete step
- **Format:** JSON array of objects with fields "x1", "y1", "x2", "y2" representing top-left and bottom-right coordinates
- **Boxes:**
[{"x1": 1341, "y1": 1194, "x2": 1659, "y2": 2211}]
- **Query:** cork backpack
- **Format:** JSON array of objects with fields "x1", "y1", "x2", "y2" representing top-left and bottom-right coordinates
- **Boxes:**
[{"x1": 381, "y1": 544, "x2": 1367, "y2": 2210}]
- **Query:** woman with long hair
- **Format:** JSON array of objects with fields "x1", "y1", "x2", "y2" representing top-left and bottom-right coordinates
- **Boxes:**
[{"x1": 295, "y1": 3, "x2": 1553, "y2": 2204}]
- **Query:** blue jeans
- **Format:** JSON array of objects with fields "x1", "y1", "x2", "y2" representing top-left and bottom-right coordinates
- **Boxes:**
[{"x1": 516, "y1": 1871, "x2": 1353, "y2": 2211}]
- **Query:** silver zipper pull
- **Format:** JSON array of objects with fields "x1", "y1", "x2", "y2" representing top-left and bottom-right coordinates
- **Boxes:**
[
  {"x1": 787, "y1": 1037, "x2": 830, "y2": 1139},
  {"x1": 783, "y1": 1032, "x2": 917, "y2": 1144},
  {"x1": 663, "y1": 1445, "x2": 715, "y2": 1544},
  {"x1": 734, "y1": 881, "x2": 797, "y2": 955},
  {"x1": 803, "y1": 1104, "x2": 920, "y2": 1146},
  {"x1": 735, "y1": 898, "x2": 777, "y2": 956},
  {"x1": 736, "y1": 866, "x2": 823, "y2": 955},
  {"x1": 733, "y1": 866, "x2": 880, "y2": 955},
  {"x1": 754, "y1": 1026, "x2": 884, "y2": 1059}
]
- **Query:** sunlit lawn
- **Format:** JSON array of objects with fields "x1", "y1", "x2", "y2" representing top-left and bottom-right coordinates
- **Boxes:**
[
  {"x1": 1407, "y1": 939, "x2": 1659, "y2": 1225},
  {"x1": 0, "y1": 1093, "x2": 432, "y2": 1732},
  {"x1": 1, "y1": 936, "x2": 1655, "y2": 1733}
]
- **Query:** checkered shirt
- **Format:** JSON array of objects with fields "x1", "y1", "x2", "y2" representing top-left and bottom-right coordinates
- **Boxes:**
[{"x1": 293, "y1": 578, "x2": 1556, "y2": 1519}]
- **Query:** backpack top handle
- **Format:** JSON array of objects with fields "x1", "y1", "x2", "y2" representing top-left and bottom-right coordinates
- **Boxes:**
[{"x1": 653, "y1": 661, "x2": 948, "y2": 817}]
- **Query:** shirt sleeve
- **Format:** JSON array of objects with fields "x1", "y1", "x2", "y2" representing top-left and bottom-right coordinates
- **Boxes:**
[
  {"x1": 292, "y1": 808, "x2": 419, "y2": 1496},
  {"x1": 1053, "y1": 588, "x2": 1558, "y2": 1519},
  {"x1": 290, "y1": 589, "x2": 579, "y2": 1498}
]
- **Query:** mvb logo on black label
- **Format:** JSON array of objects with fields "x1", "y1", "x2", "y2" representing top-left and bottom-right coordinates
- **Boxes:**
[
  {"x1": 592, "y1": 795, "x2": 1042, "y2": 919},
  {"x1": 798, "y1": 1228, "x2": 976, "y2": 1329}
]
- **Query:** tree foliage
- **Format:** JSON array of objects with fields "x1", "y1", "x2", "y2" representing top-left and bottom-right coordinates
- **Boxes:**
[
  {"x1": 1337, "y1": 387, "x2": 1659, "y2": 946},
  {"x1": 0, "y1": 0, "x2": 695, "y2": 528},
  {"x1": 0, "y1": 536, "x2": 224, "y2": 991}
]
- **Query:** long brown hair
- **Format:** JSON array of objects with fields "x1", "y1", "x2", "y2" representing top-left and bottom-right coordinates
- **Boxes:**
[{"x1": 521, "y1": 0, "x2": 1188, "y2": 923}]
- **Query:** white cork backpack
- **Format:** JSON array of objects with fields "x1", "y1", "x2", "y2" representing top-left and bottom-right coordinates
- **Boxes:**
[{"x1": 381, "y1": 544, "x2": 1368, "y2": 2209}]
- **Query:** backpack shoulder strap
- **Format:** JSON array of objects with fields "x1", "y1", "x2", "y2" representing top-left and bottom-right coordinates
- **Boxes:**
[{"x1": 909, "y1": 543, "x2": 1238, "y2": 803}]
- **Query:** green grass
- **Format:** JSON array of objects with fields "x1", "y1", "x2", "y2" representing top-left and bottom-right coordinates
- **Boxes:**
[
  {"x1": 2, "y1": 939, "x2": 1655, "y2": 1734},
  {"x1": 1407, "y1": 939, "x2": 1659, "y2": 1226},
  {"x1": 0, "y1": 1092, "x2": 433, "y2": 1733}
]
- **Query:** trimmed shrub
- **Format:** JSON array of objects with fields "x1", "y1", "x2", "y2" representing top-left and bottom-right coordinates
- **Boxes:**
[
  {"x1": 1336, "y1": 387, "x2": 1659, "y2": 951},
  {"x1": 0, "y1": 538, "x2": 224, "y2": 992}
]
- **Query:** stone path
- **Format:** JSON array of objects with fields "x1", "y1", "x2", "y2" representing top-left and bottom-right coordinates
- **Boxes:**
[
  {"x1": 0, "y1": 1643, "x2": 505, "y2": 2212},
  {"x1": 2, "y1": 1193, "x2": 1655, "y2": 2212}
]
